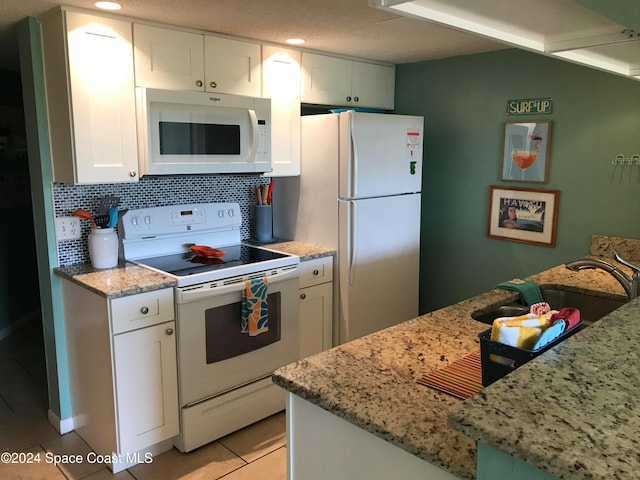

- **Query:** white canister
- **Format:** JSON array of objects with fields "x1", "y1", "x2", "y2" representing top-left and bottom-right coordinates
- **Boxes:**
[{"x1": 88, "y1": 227, "x2": 118, "y2": 269}]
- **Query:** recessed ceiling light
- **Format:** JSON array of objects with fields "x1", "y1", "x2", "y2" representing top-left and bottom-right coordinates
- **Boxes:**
[
  {"x1": 94, "y1": 1, "x2": 122, "y2": 10},
  {"x1": 286, "y1": 38, "x2": 305, "y2": 45}
]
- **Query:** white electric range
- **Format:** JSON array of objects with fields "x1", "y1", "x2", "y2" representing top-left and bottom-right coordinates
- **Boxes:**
[{"x1": 121, "y1": 203, "x2": 300, "y2": 452}]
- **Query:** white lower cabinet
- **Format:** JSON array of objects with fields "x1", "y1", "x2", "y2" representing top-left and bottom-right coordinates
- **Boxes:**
[
  {"x1": 112, "y1": 320, "x2": 179, "y2": 455},
  {"x1": 61, "y1": 281, "x2": 179, "y2": 472},
  {"x1": 287, "y1": 394, "x2": 459, "y2": 480},
  {"x1": 298, "y1": 257, "x2": 334, "y2": 357}
]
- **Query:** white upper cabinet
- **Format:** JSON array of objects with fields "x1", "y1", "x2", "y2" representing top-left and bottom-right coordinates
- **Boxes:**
[
  {"x1": 133, "y1": 24, "x2": 205, "y2": 91},
  {"x1": 40, "y1": 10, "x2": 139, "y2": 184},
  {"x1": 205, "y1": 36, "x2": 262, "y2": 97},
  {"x1": 301, "y1": 52, "x2": 395, "y2": 110},
  {"x1": 133, "y1": 24, "x2": 262, "y2": 96},
  {"x1": 262, "y1": 45, "x2": 301, "y2": 176}
]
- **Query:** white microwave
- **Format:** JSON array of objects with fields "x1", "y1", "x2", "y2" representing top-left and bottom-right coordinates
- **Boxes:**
[{"x1": 136, "y1": 88, "x2": 271, "y2": 175}]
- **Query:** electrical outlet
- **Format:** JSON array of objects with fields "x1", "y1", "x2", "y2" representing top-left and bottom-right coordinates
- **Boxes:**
[{"x1": 55, "y1": 216, "x2": 82, "y2": 241}]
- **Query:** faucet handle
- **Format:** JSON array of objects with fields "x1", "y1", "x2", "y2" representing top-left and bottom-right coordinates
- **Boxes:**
[{"x1": 613, "y1": 251, "x2": 640, "y2": 274}]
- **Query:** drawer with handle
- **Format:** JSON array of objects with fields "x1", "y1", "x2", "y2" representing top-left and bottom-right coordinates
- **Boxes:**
[
  {"x1": 110, "y1": 287, "x2": 175, "y2": 334},
  {"x1": 298, "y1": 257, "x2": 333, "y2": 289}
]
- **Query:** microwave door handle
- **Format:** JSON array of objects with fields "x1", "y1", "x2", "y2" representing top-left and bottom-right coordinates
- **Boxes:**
[{"x1": 248, "y1": 109, "x2": 259, "y2": 165}]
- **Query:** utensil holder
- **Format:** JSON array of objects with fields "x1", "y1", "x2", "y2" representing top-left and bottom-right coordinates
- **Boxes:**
[
  {"x1": 254, "y1": 205, "x2": 273, "y2": 243},
  {"x1": 88, "y1": 227, "x2": 118, "y2": 269}
]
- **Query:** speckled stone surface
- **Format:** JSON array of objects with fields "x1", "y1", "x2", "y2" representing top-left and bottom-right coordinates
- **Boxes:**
[
  {"x1": 264, "y1": 241, "x2": 335, "y2": 261},
  {"x1": 449, "y1": 298, "x2": 640, "y2": 480},
  {"x1": 54, "y1": 262, "x2": 176, "y2": 298},
  {"x1": 54, "y1": 241, "x2": 334, "y2": 298},
  {"x1": 273, "y1": 258, "x2": 630, "y2": 479},
  {"x1": 590, "y1": 234, "x2": 640, "y2": 263}
]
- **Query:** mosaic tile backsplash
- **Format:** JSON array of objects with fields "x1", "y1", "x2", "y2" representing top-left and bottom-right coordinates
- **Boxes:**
[{"x1": 54, "y1": 174, "x2": 271, "y2": 266}]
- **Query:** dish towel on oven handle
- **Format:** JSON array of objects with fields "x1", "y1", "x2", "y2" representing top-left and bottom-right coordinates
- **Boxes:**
[{"x1": 241, "y1": 277, "x2": 269, "y2": 336}]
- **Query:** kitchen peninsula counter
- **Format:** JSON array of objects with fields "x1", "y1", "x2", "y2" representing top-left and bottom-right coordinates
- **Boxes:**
[{"x1": 272, "y1": 256, "x2": 630, "y2": 479}]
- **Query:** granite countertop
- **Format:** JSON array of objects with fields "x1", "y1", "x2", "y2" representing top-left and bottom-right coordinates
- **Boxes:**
[
  {"x1": 448, "y1": 284, "x2": 639, "y2": 479},
  {"x1": 264, "y1": 240, "x2": 335, "y2": 261},
  {"x1": 54, "y1": 241, "x2": 335, "y2": 298},
  {"x1": 272, "y1": 259, "x2": 629, "y2": 479},
  {"x1": 54, "y1": 261, "x2": 177, "y2": 298}
]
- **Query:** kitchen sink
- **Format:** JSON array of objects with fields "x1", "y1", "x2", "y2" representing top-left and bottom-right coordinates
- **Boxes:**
[
  {"x1": 471, "y1": 305, "x2": 530, "y2": 324},
  {"x1": 472, "y1": 287, "x2": 626, "y2": 326}
]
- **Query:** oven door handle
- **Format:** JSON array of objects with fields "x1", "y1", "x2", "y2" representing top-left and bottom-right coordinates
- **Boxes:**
[{"x1": 176, "y1": 267, "x2": 298, "y2": 304}]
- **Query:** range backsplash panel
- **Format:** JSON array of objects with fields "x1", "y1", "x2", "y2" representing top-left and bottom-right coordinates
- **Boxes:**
[{"x1": 54, "y1": 174, "x2": 270, "y2": 266}]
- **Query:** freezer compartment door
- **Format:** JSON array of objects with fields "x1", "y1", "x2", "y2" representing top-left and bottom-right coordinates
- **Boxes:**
[
  {"x1": 338, "y1": 194, "x2": 420, "y2": 343},
  {"x1": 339, "y1": 111, "x2": 423, "y2": 199}
]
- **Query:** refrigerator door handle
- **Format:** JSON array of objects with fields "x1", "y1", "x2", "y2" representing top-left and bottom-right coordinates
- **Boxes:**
[
  {"x1": 350, "y1": 113, "x2": 359, "y2": 198},
  {"x1": 348, "y1": 200, "x2": 357, "y2": 286}
]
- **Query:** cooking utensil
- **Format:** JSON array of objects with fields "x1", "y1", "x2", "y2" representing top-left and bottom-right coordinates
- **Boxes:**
[
  {"x1": 266, "y1": 180, "x2": 274, "y2": 205},
  {"x1": 73, "y1": 209, "x2": 96, "y2": 229},
  {"x1": 98, "y1": 195, "x2": 120, "y2": 215},
  {"x1": 107, "y1": 207, "x2": 118, "y2": 228},
  {"x1": 94, "y1": 215, "x2": 110, "y2": 228}
]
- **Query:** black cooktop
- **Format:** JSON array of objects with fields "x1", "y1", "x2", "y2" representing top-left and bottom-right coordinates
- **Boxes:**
[{"x1": 133, "y1": 244, "x2": 289, "y2": 278}]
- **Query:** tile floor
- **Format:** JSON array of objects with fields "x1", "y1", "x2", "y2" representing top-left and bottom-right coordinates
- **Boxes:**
[{"x1": 0, "y1": 316, "x2": 287, "y2": 480}]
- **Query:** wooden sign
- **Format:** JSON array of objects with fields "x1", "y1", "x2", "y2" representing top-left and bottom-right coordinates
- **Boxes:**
[{"x1": 506, "y1": 98, "x2": 553, "y2": 115}]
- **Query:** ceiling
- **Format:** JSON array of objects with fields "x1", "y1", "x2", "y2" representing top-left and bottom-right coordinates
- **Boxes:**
[{"x1": 0, "y1": 0, "x2": 509, "y2": 72}]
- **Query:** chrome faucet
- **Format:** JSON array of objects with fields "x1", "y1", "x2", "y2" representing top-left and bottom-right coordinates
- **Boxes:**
[{"x1": 565, "y1": 251, "x2": 640, "y2": 301}]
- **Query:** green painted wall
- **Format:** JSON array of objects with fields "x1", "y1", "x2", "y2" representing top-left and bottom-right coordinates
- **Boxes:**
[{"x1": 395, "y1": 49, "x2": 640, "y2": 313}]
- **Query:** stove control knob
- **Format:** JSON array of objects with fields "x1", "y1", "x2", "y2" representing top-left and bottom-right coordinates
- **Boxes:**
[
  {"x1": 228, "y1": 209, "x2": 235, "y2": 217},
  {"x1": 144, "y1": 215, "x2": 152, "y2": 224},
  {"x1": 131, "y1": 216, "x2": 140, "y2": 226},
  {"x1": 218, "y1": 209, "x2": 225, "y2": 218}
]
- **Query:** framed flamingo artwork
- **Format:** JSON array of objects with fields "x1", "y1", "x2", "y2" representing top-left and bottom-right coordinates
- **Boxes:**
[{"x1": 500, "y1": 120, "x2": 552, "y2": 183}]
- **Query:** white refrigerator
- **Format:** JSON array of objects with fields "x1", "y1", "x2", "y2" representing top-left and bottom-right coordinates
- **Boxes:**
[{"x1": 274, "y1": 111, "x2": 424, "y2": 344}]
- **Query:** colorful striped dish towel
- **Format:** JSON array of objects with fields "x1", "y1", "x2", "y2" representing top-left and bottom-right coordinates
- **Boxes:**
[
  {"x1": 490, "y1": 313, "x2": 548, "y2": 350},
  {"x1": 241, "y1": 277, "x2": 269, "y2": 336}
]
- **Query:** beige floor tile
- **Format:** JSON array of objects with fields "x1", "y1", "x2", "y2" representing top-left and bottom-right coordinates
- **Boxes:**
[
  {"x1": 218, "y1": 412, "x2": 286, "y2": 463},
  {"x1": 0, "y1": 359, "x2": 30, "y2": 386},
  {"x1": 82, "y1": 467, "x2": 137, "y2": 480},
  {"x1": 219, "y1": 447, "x2": 287, "y2": 480},
  {"x1": 0, "y1": 445, "x2": 66, "y2": 480},
  {"x1": 127, "y1": 443, "x2": 246, "y2": 480},
  {"x1": 0, "y1": 409, "x2": 60, "y2": 452},
  {"x1": 42, "y1": 431, "x2": 104, "y2": 480},
  {"x1": 0, "y1": 378, "x2": 48, "y2": 415}
]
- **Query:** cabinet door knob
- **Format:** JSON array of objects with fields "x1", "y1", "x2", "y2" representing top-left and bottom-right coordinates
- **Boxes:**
[
  {"x1": 313, "y1": 269, "x2": 319, "y2": 276},
  {"x1": 140, "y1": 306, "x2": 149, "y2": 314},
  {"x1": 129, "y1": 171, "x2": 137, "y2": 178},
  {"x1": 346, "y1": 96, "x2": 352, "y2": 102},
  {"x1": 210, "y1": 81, "x2": 217, "y2": 88},
  {"x1": 196, "y1": 80, "x2": 203, "y2": 87},
  {"x1": 300, "y1": 293, "x2": 306, "y2": 300},
  {"x1": 354, "y1": 96, "x2": 359, "y2": 102},
  {"x1": 166, "y1": 328, "x2": 174, "y2": 336}
]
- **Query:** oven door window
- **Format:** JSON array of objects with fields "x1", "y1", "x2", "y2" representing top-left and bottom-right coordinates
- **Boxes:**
[{"x1": 204, "y1": 292, "x2": 281, "y2": 364}]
